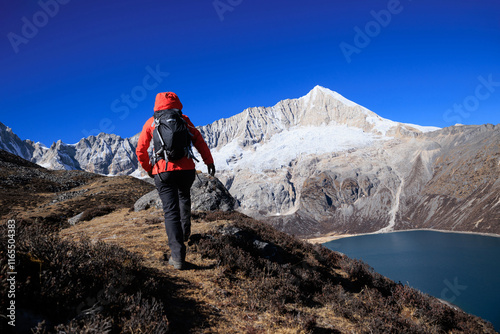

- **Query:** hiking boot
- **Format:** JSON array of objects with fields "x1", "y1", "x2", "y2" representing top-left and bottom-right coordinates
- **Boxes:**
[{"x1": 168, "y1": 257, "x2": 184, "y2": 270}]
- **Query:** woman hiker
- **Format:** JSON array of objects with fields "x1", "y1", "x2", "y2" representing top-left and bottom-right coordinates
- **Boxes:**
[{"x1": 136, "y1": 92, "x2": 215, "y2": 270}]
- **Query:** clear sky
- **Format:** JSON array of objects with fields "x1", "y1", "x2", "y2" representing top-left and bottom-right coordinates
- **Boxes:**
[{"x1": 2, "y1": 0, "x2": 499, "y2": 146}]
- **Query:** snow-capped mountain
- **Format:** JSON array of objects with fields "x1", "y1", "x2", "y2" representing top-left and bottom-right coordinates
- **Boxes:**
[
  {"x1": 198, "y1": 86, "x2": 439, "y2": 173},
  {"x1": 1, "y1": 86, "x2": 498, "y2": 237},
  {"x1": 0, "y1": 122, "x2": 144, "y2": 177},
  {"x1": 193, "y1": 86, "x2": 497, "y2": 237},
  {"x1": 35, "y1": 133, "x2": 142, "y2": 175}
]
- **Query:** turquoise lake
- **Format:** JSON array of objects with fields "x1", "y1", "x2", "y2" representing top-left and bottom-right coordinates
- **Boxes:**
[{"x1": 323, "y1": 230, "x2": 500, "y2": 331}]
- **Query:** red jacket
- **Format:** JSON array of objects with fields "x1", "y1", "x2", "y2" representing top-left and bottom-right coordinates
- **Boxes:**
[{"x1": 136, "y1": 92, "x2": 214, "y2": 174}]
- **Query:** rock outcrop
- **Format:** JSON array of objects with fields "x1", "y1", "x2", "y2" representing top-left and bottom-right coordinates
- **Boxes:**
[
  {"x1": 190, "y1": 173, "x2": 236, "y2": 212},
  {"x1": 134, "y1": 189, "x2": 162, "y2": 212},
  {"x1": 134, "y1": 174, "x2": 236, "y2": 212}
]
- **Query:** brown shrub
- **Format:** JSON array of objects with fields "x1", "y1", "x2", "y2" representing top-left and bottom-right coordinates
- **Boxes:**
[{"x1": 0, "y1": 224, "x2": 176, "y2": 333}]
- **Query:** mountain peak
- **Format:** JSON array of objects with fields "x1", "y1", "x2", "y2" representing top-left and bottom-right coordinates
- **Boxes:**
[{"x1": 303, "y1": 85, "x2": 359, "y2": 108}]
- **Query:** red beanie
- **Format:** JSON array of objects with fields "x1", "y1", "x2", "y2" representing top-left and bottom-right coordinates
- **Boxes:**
[{"x1": 154, "y1": 92, "x2": 183, "y2": 112}]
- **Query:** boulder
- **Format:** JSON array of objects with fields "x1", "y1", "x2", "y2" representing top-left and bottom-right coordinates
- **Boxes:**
[
  {"x1": 134, "y1": 173, "x2": 236, "y2": 212},
  {"x1": 134, "y1": 189, "x2": 162, "y2": 211},
  {"x1": 68, "y1": 212, "x2": 84, "y2": 226},
  {"x1": 191, "y1": 173, "x2": 236, "y2": 212}
]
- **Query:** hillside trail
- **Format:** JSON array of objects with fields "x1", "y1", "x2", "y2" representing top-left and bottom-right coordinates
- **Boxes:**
[
  {"x1": 60, "y1": 206, "x2": 223, "y2": 274},
  {"x1": 59, "y1": 207, "x2": 250, "y2": 332}
]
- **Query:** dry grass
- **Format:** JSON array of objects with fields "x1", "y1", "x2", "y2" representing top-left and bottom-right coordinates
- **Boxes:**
[
  {"x1": 2, "y1": 165, "x2": 154, "y2": 229},
  {"x1": 59, "y1": 208, "x2": 226, "y2": 269},
  {"x1": 58, "y1": 209, "x2": 249, "y2": 332},
  {"x1": 58, "y1": 209, "x2": 343, "y2": 333},
  {"x1": 0, "y1": 200, "x2": 495, "y2": 333}
]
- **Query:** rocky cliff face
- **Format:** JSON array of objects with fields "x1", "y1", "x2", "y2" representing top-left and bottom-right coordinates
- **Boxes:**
[
  {"x1": 261, "y1": 124, "x2": 499, "y2": 237},
  {"x1": 397, "y1": 124, "x2": 500, "y2": 234},
  {"x1": 1, "y1": 86, "x2": 498, "y2": 237},
  {"x1": 195, "y1": 86, "x2": 498, "y2": 237},
  {"x1": 0, "y1": 122, "x2": 35, "y2": 160}
]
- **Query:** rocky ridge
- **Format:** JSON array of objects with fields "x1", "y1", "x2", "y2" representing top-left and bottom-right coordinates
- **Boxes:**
[
  {"x1": 0, "y1": 122, "x2": 145, "y2": 176},
  {"x1": 266, "y1": 123, "x2": 499, "y2": 237}
]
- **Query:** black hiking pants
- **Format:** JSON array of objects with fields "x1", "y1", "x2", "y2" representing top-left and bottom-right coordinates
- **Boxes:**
[{"x1": 154, "y1": 170, "x2": 196, "y2": 262}]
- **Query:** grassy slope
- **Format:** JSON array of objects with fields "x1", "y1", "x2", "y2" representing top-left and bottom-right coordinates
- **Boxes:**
[
  {"x1": 0, "y1": 150, "x2": 496, "y2": 333},
  {"x1": 0, "y1": 209, "x2": 495, "y2": 333},
  {"x1": 0, "y1": 149, "x2": 154, "y2": 228}
]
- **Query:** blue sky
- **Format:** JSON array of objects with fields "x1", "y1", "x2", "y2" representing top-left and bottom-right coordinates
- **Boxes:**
[{"x1": 2, "y1": 0, "x2": 499, "y2": 146}]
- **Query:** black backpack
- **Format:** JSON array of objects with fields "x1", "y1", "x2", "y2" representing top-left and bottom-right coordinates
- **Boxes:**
[{"x1": 153, "y1": 109, "x2": 194, "y2": 163}]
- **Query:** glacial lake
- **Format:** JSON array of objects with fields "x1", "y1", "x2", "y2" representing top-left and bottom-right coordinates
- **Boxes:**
[{"x1": 323, "y1": 230, "x2": 500, "y2": 331}]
